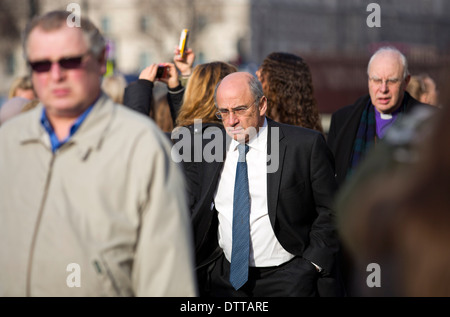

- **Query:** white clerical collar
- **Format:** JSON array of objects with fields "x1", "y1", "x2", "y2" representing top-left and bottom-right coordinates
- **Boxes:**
[{"x1": 380, "y1": 113, "x2": 393, "y2": 120}]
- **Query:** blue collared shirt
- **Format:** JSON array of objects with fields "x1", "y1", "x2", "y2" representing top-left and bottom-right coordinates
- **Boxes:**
[{"x1": 40, "y1": 104, "x2": 95, "y2": 153}]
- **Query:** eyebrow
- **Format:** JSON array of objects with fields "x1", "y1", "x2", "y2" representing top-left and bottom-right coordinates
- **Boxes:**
[
  {"x1": 218, "y1": 104, "x2": 248, "y2": 109},
  {"x1": 370, "y1": 75, "x2": 400, "y2": 80}
]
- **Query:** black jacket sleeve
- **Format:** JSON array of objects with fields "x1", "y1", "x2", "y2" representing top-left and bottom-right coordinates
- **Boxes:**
[
  {"x1": 167, "y1": 84, "x2": 185, "y2": 125},
  {"x1": 123, "y1": 79, "x2": 154, "y2": 116}
]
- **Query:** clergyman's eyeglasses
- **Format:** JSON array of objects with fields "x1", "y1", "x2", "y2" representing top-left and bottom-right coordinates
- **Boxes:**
[{"x1": 369, "y1": 76, "x2": 401, "y2": 87}]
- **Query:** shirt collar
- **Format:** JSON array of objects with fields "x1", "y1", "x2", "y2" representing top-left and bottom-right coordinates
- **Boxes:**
[
  {"x1": 40, "y1": 97, "x2": 98, "y2": 153},
  {"x1": 18, "y1": 94, "x2": 113, "y2": 160}
]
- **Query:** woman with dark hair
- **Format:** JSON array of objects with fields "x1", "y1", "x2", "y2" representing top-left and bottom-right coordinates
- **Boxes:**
[{"x1": 256, "y1": 52, "x2": 323, "y2": 133}]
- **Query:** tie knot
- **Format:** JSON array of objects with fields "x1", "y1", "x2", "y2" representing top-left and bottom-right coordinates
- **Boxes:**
[{"x1": 237, "y1": 144, "x2": 249, "y2": 162}]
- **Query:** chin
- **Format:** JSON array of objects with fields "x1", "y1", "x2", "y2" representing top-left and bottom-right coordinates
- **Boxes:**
[
  {"x1": 229, "y1": 132, "x2": 247, "y2": 143},
  {"x1": 47, "y1": 101, "x2": 85, "y2": 116},
  {"x1": 49, "y1": 102, "x2": 75, "y2": 111},
  {"x1": 375, "y1": 103, "x2": 396, "y2": 114}
]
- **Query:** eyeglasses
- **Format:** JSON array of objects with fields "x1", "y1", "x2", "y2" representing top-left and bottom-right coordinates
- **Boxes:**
[
  {"x1": 215, "y1": 99, "x2": 259, "y2": 120},
  {"x1": 369, "y1": 77, "x2": 401, "y2": 87},
  {"x1": 28, "y1": 53, "x2": 89, "y2": 73}
]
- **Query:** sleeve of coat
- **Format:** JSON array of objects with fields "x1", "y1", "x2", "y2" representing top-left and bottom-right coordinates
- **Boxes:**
[
  {"x1": 167, "y1": 84, "x2": 185, "y2": 125},
  {"x1": 129, "y1": 125, "x2": 198, "y2": 296},
  {"x1": 123, "y1": 79, "x2": 154, "y2": 117}
]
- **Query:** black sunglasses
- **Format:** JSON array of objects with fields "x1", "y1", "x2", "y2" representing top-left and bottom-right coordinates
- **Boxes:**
[{"x1": 28, "y1": 53, "x2": 89, "y2": 73}]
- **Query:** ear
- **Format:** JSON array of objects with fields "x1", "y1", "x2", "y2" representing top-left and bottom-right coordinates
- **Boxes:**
[
  {"x1": 259, "y1": 95, "x2": 268, "y2": 116},
  {"x1": 98, "y1": 47, "x2": 107, "y2": 75},
  {"x1": 403, "y1": 74, "x2": 411, "y2": 90}
]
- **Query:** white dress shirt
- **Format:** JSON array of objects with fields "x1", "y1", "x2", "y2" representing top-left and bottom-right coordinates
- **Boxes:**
[{"x1": 214, "y1": 118, "x2": 295, "y2": 267}]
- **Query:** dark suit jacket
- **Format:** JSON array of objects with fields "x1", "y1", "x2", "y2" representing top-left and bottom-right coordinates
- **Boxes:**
[
  {"x1": 327, "y1": 92, "x2": 431, "y2": 187},
  {"x1": 176, "y1": 118, "x2": 342, "y2": 295}
]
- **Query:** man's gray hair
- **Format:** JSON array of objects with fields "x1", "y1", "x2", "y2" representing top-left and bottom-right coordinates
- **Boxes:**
[
  {"x1": 22, "y1": 10, "x2": 105, "y2": 60},
  {"x1": 248, "y1": 75, "x2": 264, "y2": 103},
  {"x1": 367, "y1": 46, "x2": 410, "y2": 80}
]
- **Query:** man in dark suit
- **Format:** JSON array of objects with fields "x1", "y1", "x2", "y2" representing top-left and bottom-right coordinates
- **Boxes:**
[
  {"x1": 177, "y1": 72, "x2": 342, "y2": 297},
  {"x1": 327, "y1": 46, "x2": 433, "y2": 296},
  {"x1": 327, "y1": 46, "x2": 432, "y2": 187}
]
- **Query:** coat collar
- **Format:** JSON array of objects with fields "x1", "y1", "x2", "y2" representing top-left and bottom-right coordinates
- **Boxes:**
[{"x1": 18, "y1": 93, "x2": 115, "y2": 160}]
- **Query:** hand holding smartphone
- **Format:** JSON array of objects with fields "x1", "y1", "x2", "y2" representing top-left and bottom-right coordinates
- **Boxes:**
[
  {"x1": 156, "y1": 64, "x2": 169, "y2": 79},
  {"x1": 178, "y1": 29, "x2": 189, "y2": 59}
]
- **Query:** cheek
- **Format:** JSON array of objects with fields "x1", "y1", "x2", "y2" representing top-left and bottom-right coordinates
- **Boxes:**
[
  {"x1": 242, "y1": 117, "x2": 257, "y2": 131},
  {"x1": 31, "y1": 74, "x2": 49, "y2": 97},
  {"x1": 390, "y1": 87, "x2": 402, "y2": 101},
  {"x1": 72, "y1": 71, "x2": 101, "y2": 93}
]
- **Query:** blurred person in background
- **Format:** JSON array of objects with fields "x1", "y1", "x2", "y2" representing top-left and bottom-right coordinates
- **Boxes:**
[
  {"x1": 407, "y1": 74, "x2": 439, "y2": 107},
  {"x1": 0, "y1": 97, "x2": 30, "y2": 125},
  {"x1": 0, "y1": 10, "x2": 197, "y2": 297},
  {"x1": 420, "y1": 74, "x2": 439, "y2": 107},
  {"x1": 405, "y1": 74, "x2": 425, "y2": 101},
  {"x1": 101, "y1": 73, "x2": 127, "y2": 104},
  {"x1": 153, "y1": 94, "x2": 174, "y2": 133},
  {"x1": 8, "y1": 75, "x2": 37, "y2": 100},
  {"x1": 256, "y1": 52, "x2": 323, "y2": 133}
]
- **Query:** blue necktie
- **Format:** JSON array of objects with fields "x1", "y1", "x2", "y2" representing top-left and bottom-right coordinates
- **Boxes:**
[{"x1": 230, "y1": 143, "x2": 250, "y2": 290}]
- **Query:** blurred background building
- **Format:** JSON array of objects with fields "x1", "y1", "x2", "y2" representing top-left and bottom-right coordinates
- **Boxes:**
[{"x1": 1, "y1": 0, "x2": 449, "y2": 131}]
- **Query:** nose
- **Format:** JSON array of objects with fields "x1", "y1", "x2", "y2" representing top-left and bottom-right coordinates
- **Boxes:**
[
  {"x1": 50, "y1": 62, "x2": 64, "y2": 81},
  {"x1": 226, "y1": 111, "x2": 239, "y2": 126},
  {"x1": 380, "y1": 81, "x2": 389, "y2": 92}
]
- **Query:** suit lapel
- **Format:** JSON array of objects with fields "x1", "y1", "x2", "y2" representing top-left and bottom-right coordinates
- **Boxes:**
[
  {"x1": 192, "y1": 126, "x2": 227, "y2": 248},
  {"x1": 199, "y1": 126, "x2": 229, "y2": 209},
  {"x1": 266, "y1": 119, "x2": 286, "y2": 226}
]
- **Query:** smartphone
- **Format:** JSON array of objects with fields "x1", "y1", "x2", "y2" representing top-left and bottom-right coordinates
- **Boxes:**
[
  {"x1": 178, "y1": 29, "x2": 189, "y2": 59},
  {"x1": 156, "y1": 65, "x2": 168, "y2": 79}
]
